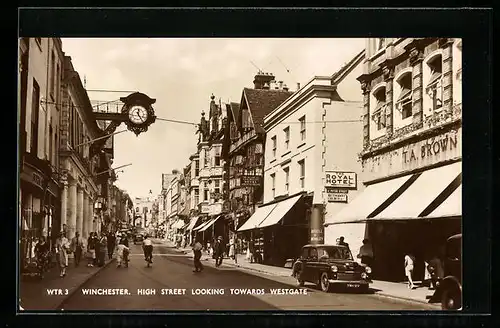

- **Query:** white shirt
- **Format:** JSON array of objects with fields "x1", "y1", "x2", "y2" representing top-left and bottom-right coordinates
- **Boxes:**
[
  {"x1": 116, "y1": 244, "x2": 129, "y2": 256},
  {"x1": 143, "y1": 239, "x2": 152, "y2": 246}
]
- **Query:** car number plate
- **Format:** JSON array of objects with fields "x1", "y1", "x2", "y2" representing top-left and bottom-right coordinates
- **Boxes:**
[{"x1": 347, "y1": 283, "x2": 360, "y2": 288}]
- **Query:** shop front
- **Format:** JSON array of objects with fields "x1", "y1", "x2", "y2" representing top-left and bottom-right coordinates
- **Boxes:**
[
  {"x1": 19, "y1": 155, "x2": 60, "y2": 269},
  {"x1": 325, "y1": 127, "x2": 462, "y2": 282},
  {"x1": 237, "y1": 192, "x2": 310, "y2": 267}
]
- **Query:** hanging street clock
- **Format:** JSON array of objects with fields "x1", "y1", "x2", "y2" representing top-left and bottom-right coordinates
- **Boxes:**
[{"x1": 121, "y1": 92, "x2": 157, "y2": 136}]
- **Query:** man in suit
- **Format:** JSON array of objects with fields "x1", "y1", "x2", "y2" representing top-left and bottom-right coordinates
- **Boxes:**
[
  {"x1": 214, "y1": 236, "x2": 225, "y2": 268},
  {"x1": 71, "y1": 231, "x2": 85, "y2": 267}
]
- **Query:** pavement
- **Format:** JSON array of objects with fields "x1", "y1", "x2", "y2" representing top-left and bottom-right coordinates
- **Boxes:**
[
  {"x1": 19, "y1": 256, "x2": 114, "y2": 311},
  {"x1": 168, "y1": 239, "x2": 440, "y2": 308}
]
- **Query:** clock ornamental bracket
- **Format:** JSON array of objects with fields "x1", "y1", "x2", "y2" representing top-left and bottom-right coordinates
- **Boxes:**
[{"x1": 90, "y1": 92, "x2": 157, "y2": 159}]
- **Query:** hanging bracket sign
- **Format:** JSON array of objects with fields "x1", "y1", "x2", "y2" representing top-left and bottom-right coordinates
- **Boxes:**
[{"x1": 325, "y1": 171, "x2": 357, "y2": 189}]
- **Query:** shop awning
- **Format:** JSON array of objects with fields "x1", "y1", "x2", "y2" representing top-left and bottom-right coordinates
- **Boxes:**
[
  {"x1": 427, "y1": 184, "x2": 462, "y2": 218},
  {"x1": 258, "y1": 194, "x2": 303, "y2": 229},
  {"x1": 325, "y1": 174, "x2": 413, "y2": 225},
  {"x1": 193, "y1": 218, "x2": 210, "y2": 231},
  {"x1": 374, "y1": 162, "x2": 461, "y2": 220},
  {"x1": 185, "y1": 216, "x2": 200, "y2": 231},
  {"x1": 237, "y1": 203, "x2": 277, "y2": 232},
  {"x1": 199, "y1": 215, "x2": 222, "y2": 232},
  {"x1": 172, "y1": 220, "x2": 185, "y2": 230}
]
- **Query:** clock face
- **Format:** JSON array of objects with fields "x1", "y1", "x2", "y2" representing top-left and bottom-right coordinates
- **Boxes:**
[{"x1": 128, "y1": 105, "x2": 149, "y2": 124}]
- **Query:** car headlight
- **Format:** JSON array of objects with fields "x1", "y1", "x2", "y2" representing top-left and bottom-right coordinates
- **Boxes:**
[
  {"x1": 436, "y1": 280, "x2": 440, "y2": 287},
  {"x1": 361, "y1": 272, "x2": 368, "y2": 279},
  {"x1": 331, "y1": 265, "x2": 338, "y2": 272},
  {"x1": 365, "y1": 266, "x2": 372, "y2": 274}
]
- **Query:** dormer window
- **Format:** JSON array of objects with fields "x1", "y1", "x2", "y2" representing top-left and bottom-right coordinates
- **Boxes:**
[
  {"x1": 426, "y1": 55, "x2": 443, "y2": 112},
  {"x1": 395, "y1": 72, "x2": 413, "y2": 120},
  {"x1": 371, "y1": 87, "x2": 386, "y2": 131}
]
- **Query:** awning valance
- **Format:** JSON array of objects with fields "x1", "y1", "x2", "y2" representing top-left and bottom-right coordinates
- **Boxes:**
[
  {"x1": 325, "y1": 174, "x2": 413, "y2": 225},
  {"x1": 258, "y1": 194, "x2": 302, "y2": 229},
  {"x1": 374, "y1": 162, "x2": 461, "y2": 220},
  {"x1": 199, "y1": 215, "x2": 221, "y2": 232},
  {"x1": 237, "y1": 204, "x2": 277, "y2": 232}
]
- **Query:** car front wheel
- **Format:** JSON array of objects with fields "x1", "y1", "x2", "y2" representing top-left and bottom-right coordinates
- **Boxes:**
[
  {"x1": 441, "y1": 288, "x2": 461, "y2": 310},
  {"x1": 320, "y1": 272, "x2": 331, "y2": 292}
]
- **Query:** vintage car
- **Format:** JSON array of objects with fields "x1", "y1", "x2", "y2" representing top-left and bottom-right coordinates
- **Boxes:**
[
  {"x1": 429, "y1": 234, "x2": 462, "y2": 310},
  {"x1": 292, "y1": 244, "x2": 372, "y2": 293}
]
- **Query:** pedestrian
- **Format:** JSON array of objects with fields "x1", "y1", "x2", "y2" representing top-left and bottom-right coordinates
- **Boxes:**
[
  {"x1": 337, "y1": 236, "x2": 350, "y2": 249},
  {"x1": 55, "y1": 231, "x2": 70, "y2": 277},
  {"x1": 87, "y1": 232, "x2": 96, "y2": 267},
  {"x1": 428, "y1": 253, "x2": 444, "y2": 290},
  {"x1": 214, "y1": 236, "x2": 225, "y2": 267},
  {"x1": 206, "y1": 240, "x2": 212, "y2": 256},
  {"x1": 97, "y1": 232, "x2": 107, "y2": 267},
  {"x1": 247, "y1": 239, "x2": 255, "y2": 263},
  {"x1": 107, "y1": 231, "x2": 116, "y2": 260},
  {"x1": 115, "y1": 239, "x2": 130, "y2": 268},
  {"x1": 405, "y1": 253, "x2": 416, "y2": 289},
  {"x1": 228, "y1": 238, "x2": 237, "y2": 264},
  {"x1": 356, "y1": 239, "x2": 374, "y2": 268},
  {"x1": 34, "y1": 236, "x2": 50, "y2": 278},
  {"x1": 70, "y1": 231, "x2": 85, "y2": 267},
  {"x1": 192, "y1": 238, "x2": 204, "y2": 273}
]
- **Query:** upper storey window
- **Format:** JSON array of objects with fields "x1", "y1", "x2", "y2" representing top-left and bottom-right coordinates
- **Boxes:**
[
  {"x1": 395, "y1": 72, "x2": 413, "y2": 120},
  {"x1": 371, "y1": 87, "x2": 386, "y2": 131},
  {"x1": 425, "y1": 54, "x2": 443, "y2": 113}
]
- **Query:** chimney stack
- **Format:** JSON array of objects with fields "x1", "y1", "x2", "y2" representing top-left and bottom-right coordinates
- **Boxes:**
[
  {"x1": 296, "y1": 82, "x2": 301, "y2": 91},
  {"x1": 262, "y1": 82, "x2": 270, "y2": 90},
  {"x1": 253, "y1": 72, "x2": 275, "y2": 89},
  {"x1": 283, "y1": 84, "x2": 289, "y2": 91},
  {"x1": 278, "y1": 81, "x2": 283, "y2": 89}
]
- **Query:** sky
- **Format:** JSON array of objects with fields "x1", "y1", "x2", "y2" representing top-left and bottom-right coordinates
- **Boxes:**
[{"x1": 61, "y1": 38, "x2": 365, "y2": 199}]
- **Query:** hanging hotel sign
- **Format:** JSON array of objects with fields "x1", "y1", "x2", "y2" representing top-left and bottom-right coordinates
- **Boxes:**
[
  {"x1": 325, "y1": 171, "x2": 357, "y2": 189},
  {"x1": 326, "y1": 190, "x2": 348, "y2": 203},
  {"x1": 240, "y1": 175, "x2": 261, "y2": 187}
]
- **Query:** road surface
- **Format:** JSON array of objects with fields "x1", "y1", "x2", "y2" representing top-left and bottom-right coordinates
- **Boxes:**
[{"x1": 58, "y1": 243, "x2": 437, "y2": 311}]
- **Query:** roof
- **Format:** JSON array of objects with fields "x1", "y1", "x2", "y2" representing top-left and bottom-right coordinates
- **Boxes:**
[
  {"x1": 242, "y1": 88, "x2": 294, "y2": 133},
  {"x1": 230, "y1": 102, "x2": 240, "y2": 124},
  {"x1": 331, "y1": 49, "x2": 365, "y2": 85}
]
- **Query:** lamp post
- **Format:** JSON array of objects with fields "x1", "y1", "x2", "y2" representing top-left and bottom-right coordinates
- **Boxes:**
[{"x1": 94, "y1": 197, "x2": 103, "y2": 234}]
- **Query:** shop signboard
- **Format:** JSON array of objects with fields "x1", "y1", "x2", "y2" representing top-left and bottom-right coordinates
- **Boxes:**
[
  {"x1": 326, "y1": 189, "x2": 348, "y2": 203},
  {"x1": 200, "y1": 204, "x2": 210, "y2": 214},
  {"x1": 325, "y1": 171, "x2": 357, "y2": 189}
]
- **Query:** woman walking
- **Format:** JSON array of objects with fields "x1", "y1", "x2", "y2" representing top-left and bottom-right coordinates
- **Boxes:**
[
  {"x1": 404, "y1": 254, "x2": 416, "y2": 289},
  {"x1": 87, "y1": 232, "x2": 97, "y2": 267},
  {"x1": 55, "y1": 231, "x2": 70, "y2": 277}
]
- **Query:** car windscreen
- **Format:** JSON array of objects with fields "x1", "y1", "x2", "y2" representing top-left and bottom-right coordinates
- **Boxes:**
[{"x1": 321, "y1": 246, "x2": 353, "y2": 260}]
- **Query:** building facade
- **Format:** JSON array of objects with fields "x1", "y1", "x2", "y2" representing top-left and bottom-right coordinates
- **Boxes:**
[
  {"x1": 19, "y1": 37, "x2": 65, "y2": 267},
  {"x1": 229, "y1": 73, "x2": 294, "y2": 257},
  {"x1": 191, "y1": 95, "x2": 230, "y2": 244},
  {"x1": 59, "y1": 55, "x2": 102, "y2": 241},
  {"x1": 326, "y1": 38, "x2": 462, "y2": 281},
  {"x1": 248, "y1": 52, "x2": 365, "y2": 267}
]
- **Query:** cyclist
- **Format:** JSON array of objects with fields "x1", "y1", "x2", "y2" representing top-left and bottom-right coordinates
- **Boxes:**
[{"x1": 142, "y1": 234, "x2": 153, "y2": 264}]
